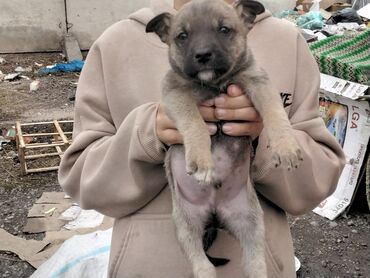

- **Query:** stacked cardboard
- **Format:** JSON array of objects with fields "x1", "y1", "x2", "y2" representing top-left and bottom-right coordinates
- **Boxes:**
[{"x1": 297, "y1": 0, "x2": 351, "y2": 12}]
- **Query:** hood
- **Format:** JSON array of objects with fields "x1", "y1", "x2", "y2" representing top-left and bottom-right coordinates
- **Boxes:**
[{"x1": 128, "y1": 0, "x2": 272, "y2": 27}]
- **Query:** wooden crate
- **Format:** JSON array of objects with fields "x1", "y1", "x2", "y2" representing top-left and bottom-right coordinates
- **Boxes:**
[{"x1": 15, "y1": 120, "x2": 74, "y2": 175}]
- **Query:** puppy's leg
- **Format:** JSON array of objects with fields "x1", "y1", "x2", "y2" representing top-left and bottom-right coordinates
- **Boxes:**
[
  {"x1": 219, "y1": 186, "x2": 266, "y2": 278},
  {"x1": 239, "y1": 63, "x2": 302, "y2": 170},
  {"x1": 172, "y1": 198, "x2": 217, "y2": 278},
  {"x1": 162, "y1": 86, "x2": 214, "y2": 184},
  {"x1": 166, "y1": 146, "x2": 217, "y2": 278}
]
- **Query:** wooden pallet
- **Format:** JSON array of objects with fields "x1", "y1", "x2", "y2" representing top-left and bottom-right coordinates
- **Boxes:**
[{"x1": 15, "y1": 120, "x2": 73, "y2": 175}]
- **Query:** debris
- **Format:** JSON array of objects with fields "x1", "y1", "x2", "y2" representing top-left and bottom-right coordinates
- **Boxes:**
[
  {"x1": 0, "y1": 228, "x2": 50, "y2": 268},
  {"x1": 4, "y1": 72, "x2": 20, "y2": 81},
  {"x1": 310, "y1": 0, "x2": 320, "y2": 12},
  {"x1": 29, "y1": 80, "x2": 40, "y2": 92},
  {"x1": 20, "y1": 75, "x2": 30, "y2": 80},
  {"x1": 295, "y1": 256, "x2": 301, "y2": 272},
  {"x1": 30, "y1": 229, "x2": 112, "y2": 278},
  {"x1": 59, "y1": 205, "x2": 81, "y2": 221},
  {"x1": 15, "y1": 66, "x2": 32, "y2": 73},
  {"x1": 327, "y1": 8, "x2": 363, "y2": 25},
  {"x1": 0, "y1": 136, "x2": 10, "y2": 151},
  {"x1": 3, "y1": 127, "x2": 16, "y2": 141},
  {"x1": 357, "y1": 4, "x2": 370, "y2": 20},
  {"x1": 68, "y1": 91, "x2": 76, "y2": 101},
  {"x1": 63, "y1": 34, "x2": 83, "y2": 62},
  {"x1": 0, "y1": 57, "x2": 5, "y2": 64},
  {"x1": 6, "y1": 151, "x2": 18, "y2": 160},
  {"x1": 23, "y1": 218, "x2": 67, "y2": 233},
  {"x1": 347, "y1": 220, "x2": 355, "y2": 226},
  {"x1": 28, "y1": 204, "x2": 70, "y2": 218},
  {"x1": 62, "y1": 207, "x2": 105, "y2": 230},
  {"x1": 296, "y1": 11, "x2": 324, "y2": 30},
  {"x1": 44, "y1": 207, "x2": 57, "y2": 215},
  {"x1": 319, "y1": 73, "x2": 368, "y2": 100},
  {"x1": 329, "y1": 221, "x2": 338, "y2": 228},
  {"x1": 0, "y1": 70, "x2": 5, "y2": 80},
  {"x1": 39, "y1": 60, "x2": 84, "y2": 74},
  {"x1": 36, "y1": 192, "x2": 71, "y2": 205},
  {"x1": 34, "y1": 62, "x2": 43, "y2": 67}
]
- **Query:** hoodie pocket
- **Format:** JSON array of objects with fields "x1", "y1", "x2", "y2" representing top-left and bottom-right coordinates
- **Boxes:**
[{"x1": 110, "y1": 214, "x2": 192, "y2": 278}]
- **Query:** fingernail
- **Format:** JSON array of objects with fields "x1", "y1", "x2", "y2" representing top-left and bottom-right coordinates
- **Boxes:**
[
  {"x1": 228, "y1": 85, "x2": 237, "y2": 95},
  {"x1": 207, "y1": 124, "x2": 217, "y2": 134},
  {"x1": 222, "y1": 124, "x2": 232, "y2": 133},
  {"x1": 215, "y1": 96, "x2": 225, "y2": 105},
  {"x1": 216, "y1": 109, "x2": 226, "y2": 118}
]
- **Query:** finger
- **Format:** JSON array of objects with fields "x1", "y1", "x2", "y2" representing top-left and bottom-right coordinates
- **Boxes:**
[
  {"x1": 206, "y1": 123, "x2": 217, "y2": 136},
  {"x1": 199, "y1": 105, "x2": 217, "y2": 122},
  {"x1": 222, "y1": 122, "x2": 263, "y2": 138},
  {"x1": 215, "y1": 107, "x2": 261, "y2": 121},
  {"x1": 215, "y1": 94, "x2": 253, "y2": 109},
  {"x1": 227, "y1": 84, "x2": 243, "y2": 97},
  {"x1": 157, "y1": 110, "x2": 177, "y2": 130},
  {"x1": 160, "y1": 129, "x2": 183, "y2": 145}
]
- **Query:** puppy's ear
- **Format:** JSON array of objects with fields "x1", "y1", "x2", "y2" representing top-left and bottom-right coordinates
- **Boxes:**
[
  {"x1": 146, "y1": 12, "x2": 173, "y2": 44},
  {"x1": 234, "y1": 0, "x2": 265, "y2": 27}
]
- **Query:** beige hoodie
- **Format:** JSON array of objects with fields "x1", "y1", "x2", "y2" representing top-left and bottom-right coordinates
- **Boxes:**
[{"x1": 58, "y1": 1, "x2": 345, "y2": 277}]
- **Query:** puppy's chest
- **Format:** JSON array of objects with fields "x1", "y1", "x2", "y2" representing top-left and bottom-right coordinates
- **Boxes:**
[
  {"x1": 210, "y1": 135, "x2": 250, "y2": 175},
  {"x1": 170, "y1": 136, "x2": 252, "y2": 206}
]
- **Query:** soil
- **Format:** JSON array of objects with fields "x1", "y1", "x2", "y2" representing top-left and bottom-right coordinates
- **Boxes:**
[{"x1": 0, "y1": 53, "x2": 369, "y2": 278}]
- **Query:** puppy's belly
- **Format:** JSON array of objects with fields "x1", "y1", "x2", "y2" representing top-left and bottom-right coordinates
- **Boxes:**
[{"x1": 170, "y1": 137, "x2": 251, "y2": 207}]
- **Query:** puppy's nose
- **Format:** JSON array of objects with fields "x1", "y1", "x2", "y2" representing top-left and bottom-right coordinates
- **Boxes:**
[{"x1": 195, "y1": 50, "x2": 213, "y2": 64}]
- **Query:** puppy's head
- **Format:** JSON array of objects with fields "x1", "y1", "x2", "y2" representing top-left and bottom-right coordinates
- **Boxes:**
[{"x1": 146, "y1": 0, "x2": 264, "y2": 84}]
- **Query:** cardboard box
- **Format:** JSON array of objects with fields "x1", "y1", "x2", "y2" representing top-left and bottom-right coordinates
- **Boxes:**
[
  {"x1": 297, "y1": 0, "x2": 348, "y2": 12},
  {"x1": 313, "y1": 74, "x2": 370, "y2": 220},
  {"x1": 327, "y1": 3, "x2": 352, "y2": 12}
]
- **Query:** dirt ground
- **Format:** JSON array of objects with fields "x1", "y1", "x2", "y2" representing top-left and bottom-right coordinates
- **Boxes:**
[{"x1": 0, "y1": 53, "x2": 369, "y2": 278}]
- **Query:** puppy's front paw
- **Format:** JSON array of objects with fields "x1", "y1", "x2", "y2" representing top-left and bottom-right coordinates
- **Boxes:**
[
  {"x1": 186, "y1": 151, "x2": 214, "y2": 184},
  {"x1": 268, "y1": 134, "x2": 303, "y2": 171}
]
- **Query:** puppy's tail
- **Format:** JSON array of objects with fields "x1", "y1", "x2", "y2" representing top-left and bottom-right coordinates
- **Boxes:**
[{"x1": 203, "y1": 214, "x2": 230, "y2": 267}]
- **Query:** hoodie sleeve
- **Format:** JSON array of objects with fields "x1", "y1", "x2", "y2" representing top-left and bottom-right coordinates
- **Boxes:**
[
  {"x1": 58, "y1": 39, "x2": 168, "y2": 219},
  {"x1": 251, "y1": 33, "x2": 346, "y2": 216}
]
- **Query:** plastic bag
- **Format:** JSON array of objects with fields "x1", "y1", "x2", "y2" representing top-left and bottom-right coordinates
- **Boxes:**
[
  {"x1": 31, "y1": 229, "x2": 112, "y2": 278},
  {"x1": 310, "y1": 0, "x2": 321, "y2": 12},
  {"x1": 327, "y1": 8, "x2": 363, "y2": 24},
  {"x1": 297, "y1": 11, "x2": 324, "y2": 30}
]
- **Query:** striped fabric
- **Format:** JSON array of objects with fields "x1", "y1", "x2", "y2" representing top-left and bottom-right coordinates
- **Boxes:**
[{"x1": 309, "y1": 29, "x2": 370, "y2": 85}]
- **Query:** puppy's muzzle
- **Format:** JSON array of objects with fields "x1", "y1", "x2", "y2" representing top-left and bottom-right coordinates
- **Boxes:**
[{"x1": 195, "y1": 49, "x2": 214, "y2": 65}]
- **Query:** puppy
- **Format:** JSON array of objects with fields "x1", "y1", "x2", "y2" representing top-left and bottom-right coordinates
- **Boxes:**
[{"x1": 146, "y1": 1, "x2": 302, "y2": 277}]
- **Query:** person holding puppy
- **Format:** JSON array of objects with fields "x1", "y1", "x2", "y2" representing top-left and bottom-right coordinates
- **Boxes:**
[{"x1": 59, "y1": 0, "x2": 345, "y2": 277}]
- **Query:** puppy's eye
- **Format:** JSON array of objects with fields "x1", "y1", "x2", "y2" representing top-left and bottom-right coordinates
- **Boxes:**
[
  {"x1": 177, "y1": 31, "x2": 188, "y2": 41},
  {"x1": 219, "y1": 26, "x2": 231, "y2": 34}
]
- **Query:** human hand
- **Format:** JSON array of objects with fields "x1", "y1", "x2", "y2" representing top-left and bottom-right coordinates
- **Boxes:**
[
  {"x1": 207, "y1": 84, "x2": 263, "y2": 139},
  {"x1": 156, "y1": 85, "x2": 263, "y2": 146},
  {"x1": 156, "y1": 104, "x2": 217, "y2": 146}
]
